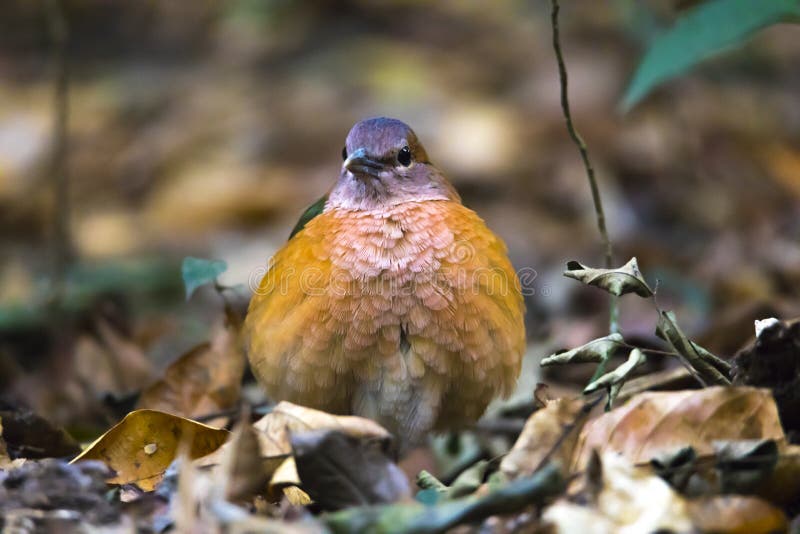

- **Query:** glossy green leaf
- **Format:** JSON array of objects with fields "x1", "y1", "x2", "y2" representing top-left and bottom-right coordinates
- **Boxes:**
[{"x1": 622, "y1": 0, "x2": 800, "y2": 111}]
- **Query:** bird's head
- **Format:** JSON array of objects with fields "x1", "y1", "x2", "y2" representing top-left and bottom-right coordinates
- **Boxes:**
[{"x1": 327, "y1": 117, "x2": 459, "y2": 210}]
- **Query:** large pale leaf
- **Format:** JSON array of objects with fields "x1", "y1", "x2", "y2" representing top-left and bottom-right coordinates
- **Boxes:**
[
  {"x1": 72, "y1": 410, "x2": 228, "y2": 491},
  {"x1": 544, "y1": 452, "x2": 693, "y2": 533},
  {"x1": 621, "y1": 0, "x2": 800, "y2": 111},
  {"x1": 572, "y1": 387, "x2": 785, "y2": 472},
  {"x1": 564, "y1": 257, "x2": 653, "y2": 298}
]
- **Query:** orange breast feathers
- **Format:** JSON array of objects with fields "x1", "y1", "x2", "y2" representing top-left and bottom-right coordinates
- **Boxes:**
[{"x1": 244, "y1": 199, "x2": 525, "y2": 435}]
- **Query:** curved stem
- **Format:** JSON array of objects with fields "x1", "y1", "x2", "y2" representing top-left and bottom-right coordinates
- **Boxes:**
[{"x1": 550, "y1": 0, "x2": 617, "y2": 332}]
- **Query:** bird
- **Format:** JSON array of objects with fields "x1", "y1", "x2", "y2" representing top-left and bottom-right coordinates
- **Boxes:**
[{"x1": 244, "y1": 117, "x2": 525, "y2": 451}]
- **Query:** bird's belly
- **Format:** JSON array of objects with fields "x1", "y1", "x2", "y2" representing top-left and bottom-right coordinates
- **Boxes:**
[
  {"x1": 328, "y1": 270, "x2": 492, "y2": 445},
  {"x1": 245, "y1": 201, "x2": 524, "y2": 450}
]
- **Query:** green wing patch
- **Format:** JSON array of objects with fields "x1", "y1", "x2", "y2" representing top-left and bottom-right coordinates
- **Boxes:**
[{"x1": 289, "y1": 195, "x2": 328, "y2": 239}]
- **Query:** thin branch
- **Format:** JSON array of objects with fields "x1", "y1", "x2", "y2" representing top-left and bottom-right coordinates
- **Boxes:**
[
  {"x1": 550, "y1": 0, "x2": 618, "y2": 332},
  {"x1": 45, "y1": 0, "x2": 72, "y2": 296}
]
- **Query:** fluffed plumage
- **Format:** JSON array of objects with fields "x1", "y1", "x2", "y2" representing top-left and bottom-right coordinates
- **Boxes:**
[{"x1": 244, "y1": 117, "x2": 525, "y2": 450}]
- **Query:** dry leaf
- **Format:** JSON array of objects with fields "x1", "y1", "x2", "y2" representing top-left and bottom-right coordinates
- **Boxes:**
[
  {"x1": 95, "y1": 317, "x2": 156, "y2": 391},
  {"x1": 500, "y1": 397, "x2": 586, "y2": 479},
  {"x1": 583, "y1": 348, "x2": 646, "y2": 396},
  {"x1": 270, "y1": 456, "x2": 301, "y2": 492},
  {"x1": 541, "y1": 333, "x2": 625, "y2": 366},
  {"x1": 656, "y1": 311, "x2": 730, "y2": 385},
  {"x1": 572, "y1": 387, "x2": 784, "y2": 472},
  {"x1": 760, "y1": 143, "x2": 800, "y2": 200},
  {"x1": 254, "y1": 401, "x2": 391, "y2": 453},
  {"x1": 0, "y1": 416, "x2": 9, "y2": 468},
  {"x1": 0, "y1": 408, "x2": 80, "y2": 460},
  {"x1": 194, "y1": 401, "x2": 391, "y2": 497},
  {"x1": 72, "y1": 409, "x2": 228, "y2": 491},
  {"x1": 687, "y1": 495, "x2": 787, "y2": 534},
  {"x1": 564, "y1": 257, "x2": 653, "y2": 298},
  {"x1": 291, "y1": 430, "x2": 410, "y2": 511},
  {"x1": 755, "y1": 443, "x2": 800, "y2": 505},
  {"x1": 544, "y1": 452, "x2": 692, "y2": 534},
  {"x1": 137, "y1": 317, "x2": 245, "y2": 423},
  {"x1": 218, "y1": 416, "x2": 271, "y2": 503},
  {"x1": 282, "y1": 485, "x2": 313, "y2": 506}
]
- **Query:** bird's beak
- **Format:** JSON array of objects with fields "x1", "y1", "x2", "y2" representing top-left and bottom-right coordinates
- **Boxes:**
[{"x1": 343, "y1": 147, "x2": 383, "y2": 179}]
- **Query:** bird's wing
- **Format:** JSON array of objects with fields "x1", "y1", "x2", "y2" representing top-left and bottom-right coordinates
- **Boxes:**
[
  {"x1": 245, "y1": 211, "x2": 355, "y2": 412},
  {"x1": 288, "y1": 195, "x2": 328, "y2": 239}
]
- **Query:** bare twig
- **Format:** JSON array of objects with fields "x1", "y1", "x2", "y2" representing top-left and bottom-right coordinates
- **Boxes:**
[
  {"x1": 45, "y1": 0, "x2": 72, "y2": 296},
  {"x1": 550, "y1": 0, "x2": 618, "y2": 332},
  {"x1": 534, "y1": 393, "x2": 604, "y2": 474}
]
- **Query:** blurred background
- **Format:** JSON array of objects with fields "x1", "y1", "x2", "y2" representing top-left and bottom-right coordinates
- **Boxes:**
[{"x1": 1, "y1": 1, "x2": 798, "y2": 433}]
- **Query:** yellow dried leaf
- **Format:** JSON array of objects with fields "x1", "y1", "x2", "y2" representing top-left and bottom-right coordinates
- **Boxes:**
[
  {"x1": 72, "y1": 409, "x2": 228, "y2": 491},
  {"x1": 283, "y1": 486, "x2": 313, "y2": 506}
]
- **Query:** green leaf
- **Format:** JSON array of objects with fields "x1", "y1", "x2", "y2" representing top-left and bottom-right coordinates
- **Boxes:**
[
  {"x1": 416, "y1": 461, "x2": 488, "y2": 503},
  {"x1": 415, "y1": 487, "x2": 441, "y2": 506},
  {"x1": 445, "y1": 460, "x2": 489, "y2": 500},
  {"x1": 564, "y1": 257, "x2": 653, "y2": 298},
  {"x1": 656, "y1": 310, "x2": 731, "y2": 386},
  {"x1": 541, "y1": 333, "x2": 626, "y2": 367},
  {"x1": 416, "y1": 470, "x2": 448, "y2": 493},
  {"x1": 621, "y1": 0, "x2": 800, "y2": 111},
  {"x1": 181, "y1": 256, "x2": 227, "y2": 300}
]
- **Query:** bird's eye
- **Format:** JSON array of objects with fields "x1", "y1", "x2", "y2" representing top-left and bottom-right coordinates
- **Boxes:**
[
  {"x1": 341, "y1": 146, "x2": 348, "y2": 161},
  {"x1": 397, "y1": 146, "x2": 412, "y2": 167}
]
